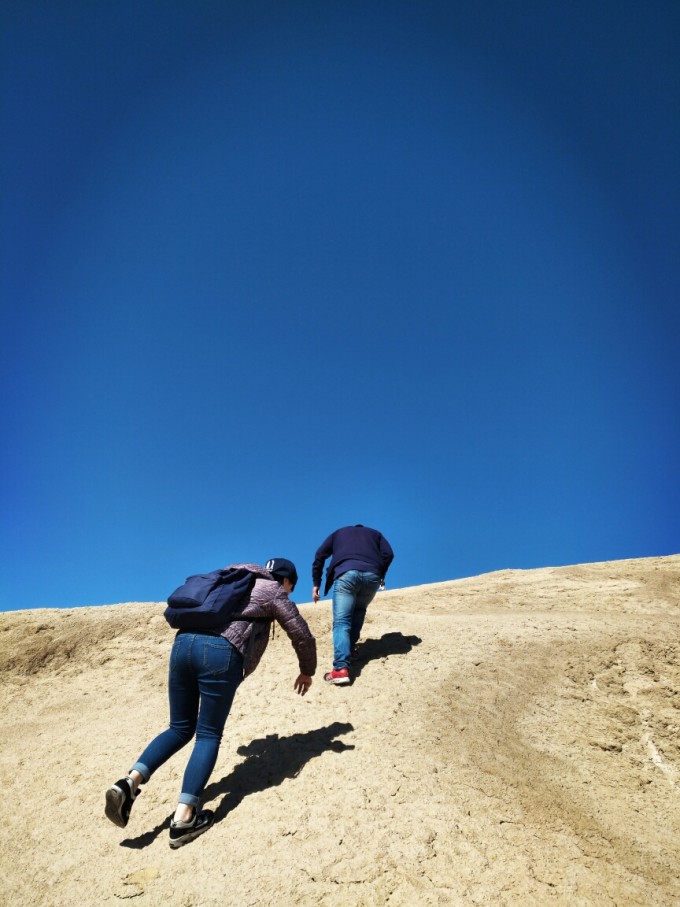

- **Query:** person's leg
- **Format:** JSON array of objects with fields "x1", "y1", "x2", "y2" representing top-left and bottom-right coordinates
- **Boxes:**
[
  {"x1": 106, "y1": 632, "x2": 197, "y2": 828},
  {"x1": 349, "y1": 572, "x2": 381, "y2": 649},
  {"x1": 130, "y1": 632, "x2": 199, "y2": 782},
  {"x1": 331, "y1": 571, "x2": 360, "y2": 670},
  {"x1": 175, "y1": 635, "x2": 242, "y2": 813}
]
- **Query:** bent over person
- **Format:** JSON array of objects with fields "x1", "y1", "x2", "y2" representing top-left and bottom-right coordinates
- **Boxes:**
[
  {"x1": 312, "y1": 525, "x2": 394, "y2": 685},
  {"x1": 105, "y1": 558, "x2": 315, "y2": 848}
]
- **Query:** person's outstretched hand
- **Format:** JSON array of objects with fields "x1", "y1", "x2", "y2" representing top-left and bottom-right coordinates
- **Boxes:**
[
  {"x1": 294, "y1": 674, "x2": 313, "y2": 695},
  {"x1": 312, "y1": 586, "x2": 320, "y2": 603}
]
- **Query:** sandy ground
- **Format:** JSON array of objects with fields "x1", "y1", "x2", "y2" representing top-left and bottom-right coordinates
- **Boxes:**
[{"x1": 1, "y1": 554, "x2": 679, "y2": 907}]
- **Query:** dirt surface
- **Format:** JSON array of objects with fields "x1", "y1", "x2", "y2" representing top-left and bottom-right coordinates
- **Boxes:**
[{"x1": 1, "y1": 554, "x2": 679, "y2": 906}]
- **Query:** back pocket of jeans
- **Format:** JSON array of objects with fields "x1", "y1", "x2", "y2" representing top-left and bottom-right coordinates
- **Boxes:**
[{"x1": 203, "y1": 640, "x2": 232, "y2": 676}]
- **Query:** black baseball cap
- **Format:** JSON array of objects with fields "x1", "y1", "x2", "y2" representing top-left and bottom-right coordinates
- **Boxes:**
[{"x1": 265, "y1": 558, "x2": 298, "y2": 590}]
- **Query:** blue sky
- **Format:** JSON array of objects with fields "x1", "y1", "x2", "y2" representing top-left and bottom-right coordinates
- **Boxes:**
[{"x1": 2, "y1": 1, "x2": 679, "y2": 611}]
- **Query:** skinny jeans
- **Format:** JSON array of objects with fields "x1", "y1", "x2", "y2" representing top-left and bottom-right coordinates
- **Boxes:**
[{"x1": 131, "y1": 631, "x2": 242, "y2": 809}]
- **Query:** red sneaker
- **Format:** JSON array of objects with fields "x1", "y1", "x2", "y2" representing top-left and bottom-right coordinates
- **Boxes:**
[{"x1": 324, "y1": 668, "x2": 350, "y2": 685}]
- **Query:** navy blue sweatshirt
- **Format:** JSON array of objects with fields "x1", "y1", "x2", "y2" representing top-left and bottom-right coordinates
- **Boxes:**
[{"x1": 312, "y1": 525, "x2": 394, "y2": 595}]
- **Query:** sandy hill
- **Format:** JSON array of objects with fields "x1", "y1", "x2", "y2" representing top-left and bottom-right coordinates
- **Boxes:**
[{"x1": 1, "y1": 555, "x2": 679, "y2": 907}]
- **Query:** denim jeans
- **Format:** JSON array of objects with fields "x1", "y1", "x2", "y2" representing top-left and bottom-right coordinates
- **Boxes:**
[
  {"x1": 131, "y1": 632, "x2": 243, "y2": 808},
  {"x1": 331, "y1": 570, "x2": 381, "y2": 669}
]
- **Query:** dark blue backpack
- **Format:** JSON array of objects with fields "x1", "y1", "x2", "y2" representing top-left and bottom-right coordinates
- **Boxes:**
[{"x1": 164, "y1": 567, "x2": 256, "y2": 630}]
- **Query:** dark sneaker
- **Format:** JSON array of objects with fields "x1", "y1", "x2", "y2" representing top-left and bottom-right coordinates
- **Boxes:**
[
  {"x1": 349, "y1": 646, "x2": 360, "y2": 662},
  {"x1": 105, "y1": 777, "x2": 140, "y2": 828},
  {"x1": 324, "y1": 668, "x2": 350, "y2": 685},
  {"x1": 169, "y1": 809, "x2": 215, "y2": 849}
]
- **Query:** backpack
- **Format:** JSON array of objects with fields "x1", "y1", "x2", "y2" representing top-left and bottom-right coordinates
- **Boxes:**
[{"x1": 164, "y1": 567, "x2": 256, "y2": 630}]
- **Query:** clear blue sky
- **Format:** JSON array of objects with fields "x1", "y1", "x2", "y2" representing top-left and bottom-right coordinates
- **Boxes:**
[{"x1": 2, "y1": 1, "x2": 679, "y2": 611}]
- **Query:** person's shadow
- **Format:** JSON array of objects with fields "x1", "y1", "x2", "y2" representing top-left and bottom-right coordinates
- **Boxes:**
[
  {"x1": 351, "y1": 632, "x2": 422, "y2": 679},
  {"x1": 120, "y1": 721, "x2": 354, "y2": 848}
]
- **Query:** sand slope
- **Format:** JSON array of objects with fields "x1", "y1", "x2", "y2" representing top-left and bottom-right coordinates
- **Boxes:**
[{"x1": 1, "y1": 555, "x2": 679, "y2": 906}]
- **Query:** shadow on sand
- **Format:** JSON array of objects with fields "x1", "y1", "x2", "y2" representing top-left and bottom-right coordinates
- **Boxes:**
[
  {"x1": 120, "y1": 812, "x2": 172, "y2": 849},
  {"x1": 351, "y1": 631, "x2": 422, "y2": 679},
  {"x1": 209, "y1": 720, "x2": 354, "y2": 824},
  {"x1": 120, "y1": 721, "x2": 354, "y2": 849}
]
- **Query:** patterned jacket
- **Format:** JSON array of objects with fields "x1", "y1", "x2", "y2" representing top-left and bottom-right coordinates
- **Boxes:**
[{"x1": 221, "y1": 564, "x2": 316, "y2": 678}]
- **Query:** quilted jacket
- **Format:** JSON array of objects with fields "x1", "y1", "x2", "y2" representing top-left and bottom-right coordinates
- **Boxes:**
[{"x1": 221, "y1": 564, "x2": 316, "y2": 678}]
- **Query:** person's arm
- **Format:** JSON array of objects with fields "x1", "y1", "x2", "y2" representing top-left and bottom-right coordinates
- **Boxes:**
[
  {"x1": 311, "y1": 533, "x2": 334, "y2": 601},
  {"x1": 273, "y1": 587, "x2": 317, "y2": 678},
  {"x1": 379, "y1": 535, "x2": 394, "y2": 577}
]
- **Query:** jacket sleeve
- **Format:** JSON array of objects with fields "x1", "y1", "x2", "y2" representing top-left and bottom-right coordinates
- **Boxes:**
[
  {"x1": 273, "y1": 587, "x2": 317, "y2": 677},
  {"x1": 379, "y1": 535, "x2": 394, "y2": 577},
  {"x1": 312, "y1": 533, "x2": 334, "y2": 588}
]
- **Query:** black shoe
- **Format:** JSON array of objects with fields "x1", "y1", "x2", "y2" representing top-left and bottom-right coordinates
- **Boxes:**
[
  {"x1": 105, "y1": 777, "x2": 140, "y2": 828},
  {"x1": 169, "y1": 809, "x2": 215, "y2": 849}
]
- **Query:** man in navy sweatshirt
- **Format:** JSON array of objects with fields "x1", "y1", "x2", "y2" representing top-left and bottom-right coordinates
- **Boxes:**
[{"x1": 312, "y1": 524, "x2": 394, "y2": 685}]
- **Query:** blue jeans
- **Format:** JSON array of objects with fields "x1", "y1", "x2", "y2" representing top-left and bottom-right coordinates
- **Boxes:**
[
  {"x1": 131, "y1": 632, "x2": 243, "y2": 808},
  {"x1": 331, "y1": 570, "x2": 381, "y2": 669}
]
